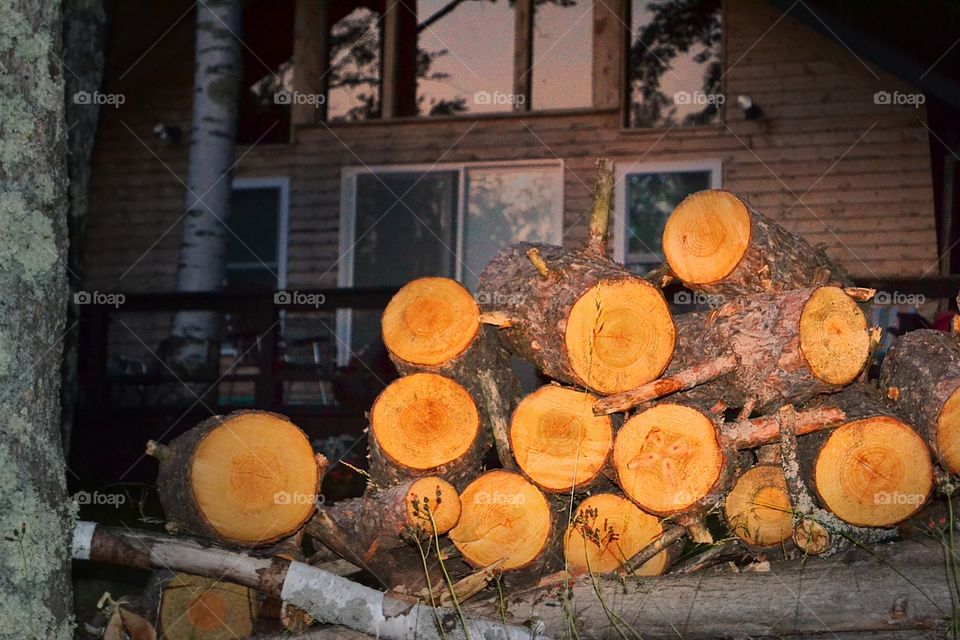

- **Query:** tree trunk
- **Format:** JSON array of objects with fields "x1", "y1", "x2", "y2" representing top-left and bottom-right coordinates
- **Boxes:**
[
  {"x1": 0, "y1": 1, "x2": 74, "y2": 637},
  {"x1": 169, "y1": 0, "x2": 243, "y2": 374},
  {"x1": 148, "y1": 411, "x2": 321, "y2": 546},
  {"x1": 662, "y1": 189, "x2": 849, "y2": 296},
  {"x1": 880, "y1": 328, "x2": 960, "y2": 474},
  {"x1": 477, "y1": 242, "x2": 675, "y2": 395},
  {"x1": 60, "y1": 0, "x2": 106, "y2": 453}
]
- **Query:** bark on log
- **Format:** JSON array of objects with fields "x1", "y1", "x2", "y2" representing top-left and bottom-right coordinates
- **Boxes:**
[
  {"x1": 466, "y1": 538, "x2": 951, "y2": 639},
  {"x1": 659, "y1": 286, "x2": 868, "y2": 413},
  {"x1": 72, "y1": 522, "x2": 537, "y2": 640},
  {"x1": 793, "y1": 387, "x2": 933, "y2": 529},
  {"x1": 367, "y1": 373, "x2": 489, "y2": 490},
  {"x1": 148, "y1": 411, "x2": 321, "y2": 546},
  {"x1": 477, "y1": 242, "x2": 675, "y2": 395},
  {"x1": 662, "y1": 189, "x2": 850, "y2": 296},
  {"x1": 880, "y1": 329, "x2": 960, "y2": 474}
]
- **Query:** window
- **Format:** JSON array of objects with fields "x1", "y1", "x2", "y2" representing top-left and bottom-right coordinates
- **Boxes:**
[
  {"x1": 327, "y1": 5, "x2": 382, "y2": 122},
  {"x1": 224, "y1": 178, "x2": 290, "y2": 290},
  {"x1": 531, "y1": 0, "x2": 593, "y2": 110},
  {"x1": 338, "y1": 162, "x2": 564, "y2": 364},
  {"x1": 628, "y1": 0, "x2": 723, "y2": 128},
  {"x1": 613, "y1": 161, "x2": 721, "y2": 272},
  {"x1": 237, "y1": 0, "x2": 294, "y2": 144}
]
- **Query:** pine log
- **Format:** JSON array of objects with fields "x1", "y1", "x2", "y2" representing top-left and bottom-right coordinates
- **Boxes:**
[
  {"x1": 723, "y1": 464, "x2": 794, "y2": 548},
  {"x1": 159, "y1": 573, "x2": 258, "y2": 640},
  {"x1": 448, "y1": 470, "x2": 561, "y2": 576},
  {"x1": 880, "y1": 329, "x2": 960, "y2": 474},
  {"x1": 367, "y1": 373, "x2": 488, "y2": 489},
  {"x1": 510, "y1": 384, "x2": 613, "y2": 493},
  {"x1": 612, "y1": 402, "x2": 846, "y2": 516},
  {"x1": 382, "y1": 277, "x2": 521, "y2": 470},
  {"x1": 598, "y1": 286, "x2": 870, "y2": 415},
  {"x1": 794, "y1": 387, "x2": 933, "y2": 529},
  {"x1": 147, "y1": 411, "x2": 321, "y2": 546},
  {"x1": 662, "y1": 189, "x2": 849, "y2": 296},
  {"x1": 477, "y1": 242, "x2": 675, "y2": 395},
  {"x1": 71, "y1": 522, "x2": 536, "y2": 640},
  {"x1": 563, "y1": 493, "x2": 674, "y2": 576}
]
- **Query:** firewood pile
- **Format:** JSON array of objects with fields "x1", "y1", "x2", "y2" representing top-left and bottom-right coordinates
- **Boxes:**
[{"x1": 75, "y1": 161, "x2": 959, "y2": 640}]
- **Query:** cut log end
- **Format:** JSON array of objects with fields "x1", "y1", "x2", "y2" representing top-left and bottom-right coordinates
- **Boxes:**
[
  {"x1": 937, "y1": 387, "x2": 960, "y2": 474},
  {"x1": 813, "y1": 416, "x2": 933, "y2": 527},
  {"x1": 565, "y1": 278, "x2": 675, "y2": 394},
  {"x1": 564, "y1": 493, "x2": 669, "y2": 576},
  {"x1": 405, "y1": 476, "x2": 462, "y2": 535},
  {"x1": 511, "y1": 385, "x2": 613, "y2": 492},
  {"x1": 449, "y1": 470, "x2": 552, "y2": 570},
  {"x1": 370, "y1": 373, "x2": 479, "y2": 471},
  {"x1": 381, "y1": 277, "x2": 480, "y2": 366},
  {"x1": 159, "y1": 573, "x2": 257, "y2": 640},
  {"x1": 662, "y1": 189, "x2": 752, "y2": 285},
  {"x1": 724, "y1": 465, "x2": 793, "y2": 548},
  {"x1": 613, "y1": 404, "x2": 724, "y2": 514},
  {"x1": 793, "y1": 518, "x2": 832, "y2": 556},
  {"x1": 190, "y1": 413, "x2": 318, "y2": 545},
  {"x1": 799, "y1": 286, "x2": 870, "y2": 385}
]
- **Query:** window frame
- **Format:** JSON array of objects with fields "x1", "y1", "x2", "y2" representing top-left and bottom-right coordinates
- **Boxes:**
[
  {"x1": 612, "y1": 159, "x2": 722, "y2": 265},
  {"x1": 336, "y1": 159, "x2": 565, "y2": 364},
  {"x1": 230, "y1": 176, "x2": 291, "y2": 290}
]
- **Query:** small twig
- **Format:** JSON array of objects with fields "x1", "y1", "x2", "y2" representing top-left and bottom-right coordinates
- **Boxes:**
[
  {"x1": 478, "y1": 311, "x2": 514, "y2": 328},
  {"x1": 843, "y1": 287, "x2": 876, "y2": 302},
  {"x1": 526, "y1": 247, "x2": 552, "y2": 278},
  {"x1": 586, "y1": 158, "x2": 614, "y2": 255},
  {"x1": 622, "y1": 526, "x2": 686, "y2": 574}
]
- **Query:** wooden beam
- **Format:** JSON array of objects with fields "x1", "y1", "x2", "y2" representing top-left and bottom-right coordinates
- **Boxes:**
[
  {"x1": 592, "y1": 0, "x2": 626, "y2": 110},
  {"x1": 382, "y1": 0, "x2": 418, "y2": 118},
  {"x1": 512, "y1": 0, "x2": 533, "y2": 111},
  {"x1": 291, "y1": 0, "x2": 329, "y2": 129}
]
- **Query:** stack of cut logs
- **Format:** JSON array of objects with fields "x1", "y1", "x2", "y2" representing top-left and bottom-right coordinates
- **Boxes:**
[{"x1": 81, "y1": 160, "x2": 960, "y2": 640}]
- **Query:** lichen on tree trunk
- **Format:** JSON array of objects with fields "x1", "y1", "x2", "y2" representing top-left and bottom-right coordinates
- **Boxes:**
[{"x1": 0, "y1": 0, "x2": 75, "y2": 637}]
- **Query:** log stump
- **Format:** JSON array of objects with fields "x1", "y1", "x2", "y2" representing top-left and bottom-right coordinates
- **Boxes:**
[
  {"x1": 662, "y1": 189, "x2": 848, "y2": 296},
  {"x1": 159, "y1": 573, "x2": 258, "y2": 640},
  {"x1": 148, "y1": 411, "x2": 320, "y2": 546},
  {"x1": 368, "y1": 373, "x2": 486, "y2": 488},
  {"x1": 449, "y1": 470, "x2": 558, "y2": 573},
  {"x1": 477, "y1": 242, "x2": 675, "y2": 395},
  {"x1": 564, "y1": 493, "x2": 672, "y2": 576},
  {"x1": 724, "y1": 464, "x2": 794, "y2": 548},
  {"x1": 510, "y1": 384, "x2": 613, "y2": 492},
  {"x1": 880, "y1": 328, "x2": 960, "y2": 474}
]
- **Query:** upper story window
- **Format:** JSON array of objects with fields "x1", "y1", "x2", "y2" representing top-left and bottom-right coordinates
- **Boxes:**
[
  {"x1": 628, "y1": 0, "x2": 723, "y2": 129},
  {"x1": 328, "y1": 5, "x2": 383, "y2": 122}
]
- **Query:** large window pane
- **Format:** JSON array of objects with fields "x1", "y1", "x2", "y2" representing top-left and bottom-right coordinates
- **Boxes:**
[
  {"x1": 532, "y1": 1, "x2": 593, "y2": 110},
  {"x1": 462, "y1": 167, "x2": 562, "y2": 290},
  {"x1": 629, "y1": 0, "x2": 723, "y2": 128},
  {"x1": 328, "y1": 7, "x2": 382, "y2": 122},
  {"x1": 624, "y1": 170, "x2": 713, "y2": 271},
  {"x1": 417, "y1": 0, "x2": 515, "y2": 116},
  {"x1": 224, "y1": 186, "x2": 282, "y2": 291}
]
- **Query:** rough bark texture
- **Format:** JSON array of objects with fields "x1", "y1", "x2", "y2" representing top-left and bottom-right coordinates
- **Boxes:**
[
  {"x1": 476, "y1": 241, "x2": 670, "y2": 391},
  {"x1": 668, "y1": 192, "x2": 850, "y2": 296},
  {"x1": 60, "y1": 0, "x2": 106, "y2": 453},
  {"x1": 0, "y1": 1, "x2": 74, "y2": 638},
  {"x1": 880, "y1": 329, "x2": 960, "y2": 470},
  {"x1": 670, "y1": 287, "x2": 860, "y2": 411},
  {"x1": 169, "y1": 0, "x2": 243, "y2": 373},
  {"x1": 367, "y1": 422, "x2": 488, "y2": 491}
]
